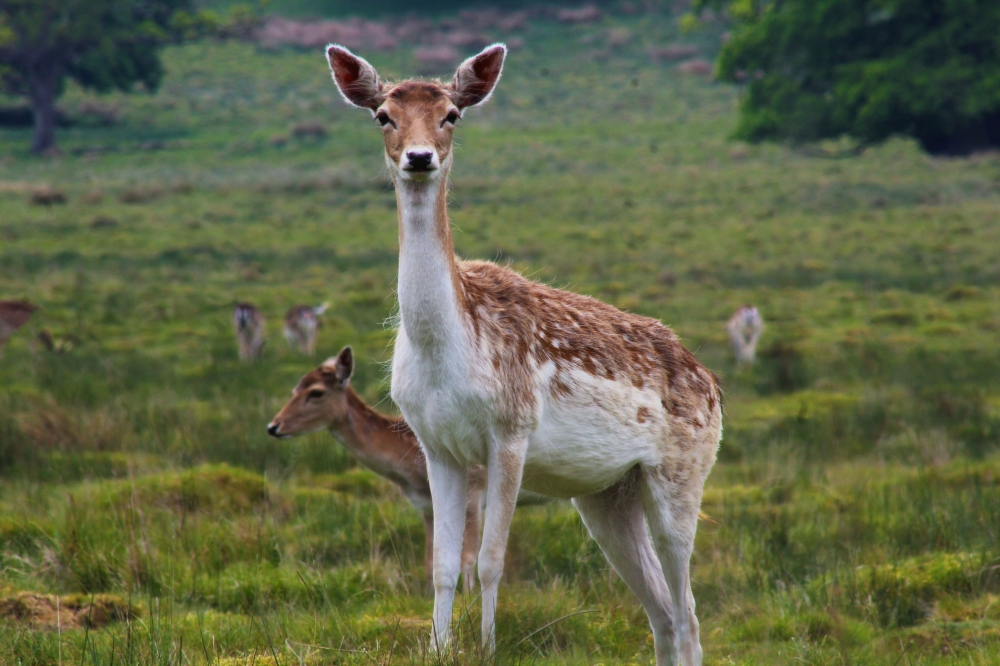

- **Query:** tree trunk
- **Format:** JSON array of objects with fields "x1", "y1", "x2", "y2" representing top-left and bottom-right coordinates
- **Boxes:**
[{"x1": 28, "y1": 66, "x2": 58, "y2": 155}]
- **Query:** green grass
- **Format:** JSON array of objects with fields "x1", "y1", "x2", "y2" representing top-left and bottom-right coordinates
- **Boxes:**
[{"x1": 1, "y1": 6, "x2": 1000, "y2": 665}]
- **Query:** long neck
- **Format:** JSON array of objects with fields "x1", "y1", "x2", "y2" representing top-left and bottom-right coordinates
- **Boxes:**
[
  {"x1": 395, "y1": 175, "x2": 464, "y2": 350},
  {"x1": 331, "y1": 387, "x2": 420, "y2": 468}
]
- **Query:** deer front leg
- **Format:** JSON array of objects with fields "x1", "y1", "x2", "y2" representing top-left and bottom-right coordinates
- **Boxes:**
[
  {"x1": 424, "y1": 452, "x2": 468, "y2": 653},
  {"x1": 479, "y1": 440, "x2": 527, "y2": 654}
]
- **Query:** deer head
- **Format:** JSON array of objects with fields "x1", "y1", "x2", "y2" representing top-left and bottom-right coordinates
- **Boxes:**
[
  {"x1": 267, "y1": 346, "x2": 354, "y2": 437},
  {"x1": 326, "y1": 43, "x2": 506, "y2": 183}
]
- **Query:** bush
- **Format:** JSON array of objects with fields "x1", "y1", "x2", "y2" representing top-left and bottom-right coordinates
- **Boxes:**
[{"x1": 708, "y1": 0, "x2": 1000, "y2": 155}]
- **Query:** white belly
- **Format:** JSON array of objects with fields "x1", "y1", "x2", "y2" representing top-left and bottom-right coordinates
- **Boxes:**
[{"x1": 522, "y1": 368, "x2": 665, "y2": 498}]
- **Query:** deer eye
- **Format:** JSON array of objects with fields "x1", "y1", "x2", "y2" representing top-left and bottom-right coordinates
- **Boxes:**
[
  {"x1": 442, "y1": 111, "x2": 459, "y2": 127},
  {"x1": 375, "y1": 111, "x2": 395, "y2": 128},
  {"x1": 307, "y1": 389, "x2": 326, "y2": 400}
]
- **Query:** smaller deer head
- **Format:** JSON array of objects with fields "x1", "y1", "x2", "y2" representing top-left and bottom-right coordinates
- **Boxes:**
[
  {"x1": 267, "y1": 346, "x2": 354, "y2": 437},
  {"x1": 326, "y1": 43, "x2": 506, "y2": 183}
]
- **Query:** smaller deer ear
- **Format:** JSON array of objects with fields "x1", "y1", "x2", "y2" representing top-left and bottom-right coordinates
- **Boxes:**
[
  {"x1": 326, "y1": 44, "x2": 384, "y2": 111},
  {"x1": 322, "y1": 346, "x2": 354, "y2": 384},
  {"x1": 451, "y1": 43, "x2": 506, "y2": 109}
]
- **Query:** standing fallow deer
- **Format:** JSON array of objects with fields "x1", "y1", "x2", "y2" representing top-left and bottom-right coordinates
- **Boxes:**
[
  {"x1": 0, "y1": 300, "x2": 40, "y2": 348},
  {"x1": 266, "y1": 346, "x2": 484, "y2": 590},
  {"x1": 326, "y1": 43, "x2": 722, "y2": 666},
  {"x1": 233, "y1": 302, "x2": 266, "y2": 361},
  {"x1": 284, "y1": 303, "x2": 327, "y2": 355},
  {"x1": 726, "y1": 305, "x2": 763, "y2": 364}
]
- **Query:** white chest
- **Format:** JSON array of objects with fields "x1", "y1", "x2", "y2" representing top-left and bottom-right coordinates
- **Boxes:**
[{"x1": 390, "y1": 327, "x2": 493, "y2": 466}]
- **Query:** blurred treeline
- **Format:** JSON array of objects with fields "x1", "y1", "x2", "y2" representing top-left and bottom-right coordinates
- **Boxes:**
[{"x1": 200, "y1": 0, "x2": 643, "y2": 18}]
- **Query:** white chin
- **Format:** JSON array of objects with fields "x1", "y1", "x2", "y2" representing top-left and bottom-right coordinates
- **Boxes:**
[{"x1": 400, "y1": 170, "x2": 437, "y2": 182}]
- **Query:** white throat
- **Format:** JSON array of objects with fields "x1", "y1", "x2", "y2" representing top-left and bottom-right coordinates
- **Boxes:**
[{"x1": 395, "y1": 177, "x2": 463, "y2": 351}]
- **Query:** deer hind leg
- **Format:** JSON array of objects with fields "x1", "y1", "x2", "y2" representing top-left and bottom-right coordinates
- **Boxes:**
[
  {"x1": 425, "y1": 453, "x2": 469, "y2": 652},
  {"x1": 422, "y1": 511, "x2": 435, "y2": 588},
  {"x1": 573, "y1": 469, "x2": 677, "y2": 666},
  {"x1": 461, "y1": 474, "x2": 483, "y2": 594},
  {"x1": 640, "y1": 466, "x2": 705, "y2": 666},
  {"x1": 479, "y1": 439, "x2": 527, "y2": 654}
]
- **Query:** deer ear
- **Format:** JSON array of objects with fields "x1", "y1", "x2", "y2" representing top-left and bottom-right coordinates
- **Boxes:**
[
  {"x1": 451, "y1": 43, "x2": 506, "y2": 109},
  {"x1": 322, "y1": 346, "x2": 354, "y2": 384},
  {"x1": 326, "y1": 44, "x2": 384, "y2": 111}
]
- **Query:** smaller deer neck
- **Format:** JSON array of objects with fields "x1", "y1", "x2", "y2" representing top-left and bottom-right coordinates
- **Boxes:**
[
  {"x1": 330, "y1": 387, "x2": 417, "y2": 469},
  {"x1": 395, "y1": 174, "x2": 464, "y2": 350}
]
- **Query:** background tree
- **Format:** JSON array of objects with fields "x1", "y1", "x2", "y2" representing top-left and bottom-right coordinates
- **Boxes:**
[
  {"x1": 0, "y1": 0, "x2": 192, "y2": 154},
  {"x1": 701, "y1": 0, "x2": 1000, "y2": 155}
]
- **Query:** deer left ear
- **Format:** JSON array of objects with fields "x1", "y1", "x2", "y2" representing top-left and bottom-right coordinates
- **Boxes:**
[
  {"x1": 451, "y1": 43, "x2": 506, "y2": 110},
  {"x1": 321, "y1": 346, "x2": 354, "y2": 384}
]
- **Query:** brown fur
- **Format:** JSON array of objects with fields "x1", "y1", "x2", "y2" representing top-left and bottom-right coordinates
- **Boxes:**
[
  {"x1": 0, "y1": 300, "x2": 39, "y2": 347},
  {"x1": 377, "y1": 82, "x2": 459, "y2": 180},
  {"x1": 457, "y1": 260, "x2": 720, "y2": 438}
]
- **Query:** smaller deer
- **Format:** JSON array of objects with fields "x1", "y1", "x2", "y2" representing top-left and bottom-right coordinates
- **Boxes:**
[
  {"x1": 233, "y1": 302, "x2": 266, "y2": 361},
  {"x1": 267, "y1": 346, "x2": 484, "y2": 591},
  {"x1": 0, "y1": 300, "x2": 40, "y2": 348},
  {"x1": 284, "y1": 303, "x2": 327, "y2": 355},
  {"x1": 727, "y1": 305, "x2": 764, "y2": 364}
]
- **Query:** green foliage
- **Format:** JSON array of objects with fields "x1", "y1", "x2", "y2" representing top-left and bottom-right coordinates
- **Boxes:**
[{"x1": 708, "y1": 0, "x2": 1000, "y2": 155}]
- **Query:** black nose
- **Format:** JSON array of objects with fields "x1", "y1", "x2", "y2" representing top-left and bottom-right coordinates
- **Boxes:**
[
  {"x1": 267, "y1": 423, "x2": 280, "y2": 437},
  {"x1": 406, "y1": 151, "x2": 433, "y2": 170}
]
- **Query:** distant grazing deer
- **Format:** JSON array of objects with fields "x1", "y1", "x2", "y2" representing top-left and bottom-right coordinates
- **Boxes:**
[
  {"x1": 37, "y1": 329, "x2": 79, "y2": 355},
  {"x1": 267, "y1": 346, "x2": 484, "y2": 590},
  {"x1": 726, "y1": 305, "x2": 763, "y2": 364},
  {"x1": 327, "y1": 43, "x2": 721, "y2": 665},
  {"x1": 0, "y1": 300, "x2": 40, "y2": 348},
  {"x1": 233, "y1": 302, "x2": 266, "y2": 361},
  {"x1": 284, "y1": 303, "x2": 327, "y2": 355}
]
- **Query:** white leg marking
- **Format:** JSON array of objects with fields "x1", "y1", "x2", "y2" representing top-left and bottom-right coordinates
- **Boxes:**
[
  {"x1": 478, "y1": 440, "x2": 527, "y2": 653},
  {"x1": 425, "y1": 453, "x2": 468, "y2": 652}
]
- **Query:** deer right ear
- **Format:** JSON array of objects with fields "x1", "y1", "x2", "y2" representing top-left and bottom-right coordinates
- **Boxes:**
[
  {"x1": 322, "y1": 346, "x2": 354, "y2": 385},
  {"x1": 326, "y1": 44, "x2": 384, "y2": 112}
]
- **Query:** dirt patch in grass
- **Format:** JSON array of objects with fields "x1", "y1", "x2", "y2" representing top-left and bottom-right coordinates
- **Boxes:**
[{"x1": 0, "y1": 592, "x2": 138, "y2": 630}]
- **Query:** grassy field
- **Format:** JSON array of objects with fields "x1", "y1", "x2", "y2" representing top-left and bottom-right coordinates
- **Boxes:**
[{"x1": 1, "y1": 5, "x2": 1000, "y2": 665}]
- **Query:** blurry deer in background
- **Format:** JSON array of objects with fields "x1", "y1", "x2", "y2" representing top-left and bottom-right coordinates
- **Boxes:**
[
  {"x1": 37, "y1": 329, "x2": 79, "y2": 355},
  {"x1": 0, "y1": 300, "x2": 40, "y2": 349},
  {"x1": 233, "y1": 302, "x2": 266, "y2": 361},
  {"x1": 267, "y1": 346, "x2": 484, "y2": 590},
  {"x1": 284, "y1": 303, "x2": 327, "y2": 355},
  {"x1": 727, "y1": 305, "x2": 764, "y2": 364}
]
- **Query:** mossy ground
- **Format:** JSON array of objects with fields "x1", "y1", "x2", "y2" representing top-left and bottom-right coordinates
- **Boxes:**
[{"x1": 1, "y1": 5, "x2": 999, "y2": 665}]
